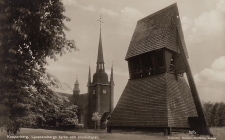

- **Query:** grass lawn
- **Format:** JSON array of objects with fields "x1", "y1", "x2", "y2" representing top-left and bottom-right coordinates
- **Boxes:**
[{"x1": 0, "y1": 127, "x2": 223, "y2": 140}]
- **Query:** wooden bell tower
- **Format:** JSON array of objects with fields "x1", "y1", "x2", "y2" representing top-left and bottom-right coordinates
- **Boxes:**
[{"x1": 108, "y1": 3, "x2": 211, "y2": 135}]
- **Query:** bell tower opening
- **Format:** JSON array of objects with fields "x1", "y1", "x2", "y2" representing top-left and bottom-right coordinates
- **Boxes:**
[{"x1": 128, "y1": 49, "x2": 166, "y2": 79}]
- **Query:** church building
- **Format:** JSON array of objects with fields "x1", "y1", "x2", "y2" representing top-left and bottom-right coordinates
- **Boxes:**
[{"x1": 72, "y1": 24, "x2": 114, "y2": 128}]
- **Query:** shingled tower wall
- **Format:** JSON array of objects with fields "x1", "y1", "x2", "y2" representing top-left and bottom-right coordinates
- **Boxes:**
[{"x1": 107, "y1": 3, "x2": 210, "y2": 135}]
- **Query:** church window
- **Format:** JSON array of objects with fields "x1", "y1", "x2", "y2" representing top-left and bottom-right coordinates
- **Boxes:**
[
  {"x1": 98, "y1": 64, "x2": 103, "y2": 69},
  {"x1": 103, "y1": 89, "x2": 106, "y2": 93},
  {"x1": 93, "y1": 90, "x2": 95, "y2": 94}
]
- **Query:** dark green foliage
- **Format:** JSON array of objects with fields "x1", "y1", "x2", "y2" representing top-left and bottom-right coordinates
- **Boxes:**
[
  {"x1": 0, "y1": 0, "x2": 76, "y2": 134},
  {"x1": 203, "y1": 102, "x2": 225, "y2": 127}
]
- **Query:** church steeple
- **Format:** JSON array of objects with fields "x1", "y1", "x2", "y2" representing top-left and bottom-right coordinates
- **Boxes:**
[
  {"x1": 87, "y1": 65, "x2": 91, "y2": 86},
  {"x1": 110, "y1": 64, "x2": 114, "y2": 85},
  {"x1": 109, "y1": 64, "x2": 114, "y2": 111},
  {"x1": 73, "y1": 77, "x2": 80, "y2": 96},
  {"x1": 86, "y1": 16, "x2": 115, "y2": 128},
  {"x1": 96, "y1": 15, "x2": 105, "y2": 72},
  {"x1": 97, "y1": 31, "x2": 104, "y2": 64}
]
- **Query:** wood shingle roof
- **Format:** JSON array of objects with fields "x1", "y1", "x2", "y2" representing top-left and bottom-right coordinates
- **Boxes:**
[
  {"x1": 125, "y1": 3, "x2": 188, "y2": 60},
  {"x1": 107, "y1": 73, "x2": 197, "y2": 128}
]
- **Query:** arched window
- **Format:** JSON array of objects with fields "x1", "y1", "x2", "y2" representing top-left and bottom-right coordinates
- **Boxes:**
[{"x1": 103, "y1": 89, "x2": 106, "y2": 93}]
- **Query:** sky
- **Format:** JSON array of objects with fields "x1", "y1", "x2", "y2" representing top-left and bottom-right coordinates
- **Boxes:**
[{"x1": 46, "y1": 0, "x2": 225, "y2": 106}]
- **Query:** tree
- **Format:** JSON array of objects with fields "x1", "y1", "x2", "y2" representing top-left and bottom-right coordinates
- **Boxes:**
[
  {"x1": 208, "y1": 103, "x2": 218, "y2": 127},
  {"x1": 57, "y1": 105, "x2": 78, "y2": 126},
  {"x1": 91, "y1": 112, "x2": 101, "y2": 130},
  {"x1": 203, "y1": 101, "x2": 213, "y2": 126},
  {"x1": 37, "y1": 92, "x2": 71, "y2": 127},
  {"x1": 214, "y1": 102, "x2": 225, "y2": 127},
  {"x1": 32, "y1": 93, "x2": 78, "y2": 128},
  {"x1": 0, "y1": 0, "x2": 76, "y2": 134},
  {"x1": 203, "y1": 102, "x2": 225, "y2": 127}
]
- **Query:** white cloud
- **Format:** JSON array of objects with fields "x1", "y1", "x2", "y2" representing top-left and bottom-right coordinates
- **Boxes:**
[
  {"x1": 194, "y1": 56, "x2": 225, "y2": 85},
  {"x1": 212, "y1": 55, "x2": 225, "y2": 71},
  {"x1": 191, "y1": 10, "x2": 225, "y2": 40},
  {"x1": 188, "y1": 0, "x2": 225, "y2": 42},
  {"x1": 121, "y1": 7, "x2": 144, "y2": 23},
  {"x1": 46, "y1": 64, "x2": 73, "y2": 72},
  {"x1": 71, "y1": 58, "x2": 85, "y2": 64},
  {"x1": 62, "y1": 0, "x2": 77, "y2": 6},
  {"x1": 62, "y1": 0, "x2": 95, "y2": 11},
  {"x1": 181, "y1": 16, "x2": 193, "y2": 31},
  {"x1": 194, "y1": 56, "x2": 225, "y2": 102},
  {"x1": 79, "y1": 4, "x2": 95, "y2": 12},
  {"x1": 100, "y1": 8, "x2": 118, "y2": 17},
  {"x1": 217, "y1": 0, "x2": 225, "y2": 13}
]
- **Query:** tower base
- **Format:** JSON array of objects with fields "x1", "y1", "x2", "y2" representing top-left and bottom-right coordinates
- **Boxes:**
[{"x1": 107, "y1": 73, "x2": 198, "y2": 129}]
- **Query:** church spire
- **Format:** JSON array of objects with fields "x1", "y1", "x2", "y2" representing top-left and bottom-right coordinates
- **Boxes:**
[
  {"x1": 96, "y1": 15, "x2": 105, "y2": 73},
  {"x1": 87, "y1": 65, "x2": 91, "y2": 86},
  {"x1": 97, "y1": 31, "x2": 104, "y2": 63},
  {"x1": 74, "y1": 77, "x2": 80, "y2": 92},
  {"x1": 75, "y1": 77, "x2": 79, "y2": 84},
  {"x1": 73, "y1": 77, "x2": 80, "y2": 97},
  {"x1": 97, "y1": 15, "x2": 104, "y2": 64},
  {"x1": 110, "y1": 64, "x2": 114, "y2": 85}
]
